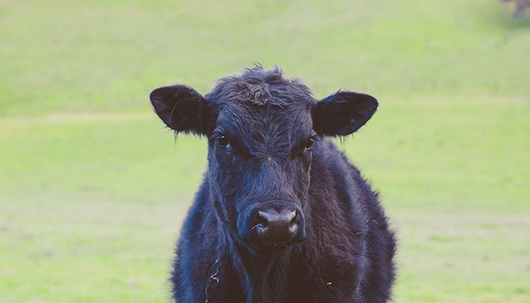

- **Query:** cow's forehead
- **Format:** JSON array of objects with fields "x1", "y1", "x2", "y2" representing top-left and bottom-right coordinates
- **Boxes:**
[
  {"x1": 207, "y1": 66, "x2": 315, "y2": 148},
  {"x1": 216, "y1": 101, "x2": 313, "y2": 140},
  {"x1": 211, "y1": 101, "x2": 312, "y2": 160}
]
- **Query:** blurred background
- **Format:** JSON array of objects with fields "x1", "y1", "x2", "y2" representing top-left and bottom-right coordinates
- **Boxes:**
[{"x1": 0, "y1": 0, "x2": 528, "y2": 302}]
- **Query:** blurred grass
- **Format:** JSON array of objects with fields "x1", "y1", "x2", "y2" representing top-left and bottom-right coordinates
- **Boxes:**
[{"x1": 0, "y1": 0, "x2": 529, "y2": 302}]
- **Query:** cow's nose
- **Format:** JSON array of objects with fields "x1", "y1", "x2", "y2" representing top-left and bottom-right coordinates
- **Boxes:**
[
  {"x1": 250, "y1": 207, "x2": 305, "y2": 248},
  {"x1": 256, "y1": 209, "x2": 296, "y2": 237}
]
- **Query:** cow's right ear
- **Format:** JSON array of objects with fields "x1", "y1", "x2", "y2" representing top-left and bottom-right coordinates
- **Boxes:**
[{"x1": 150, "y1": 85, "x2": 208, "y2": 135}]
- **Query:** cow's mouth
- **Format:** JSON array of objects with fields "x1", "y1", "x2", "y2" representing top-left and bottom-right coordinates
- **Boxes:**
[
  {"x1": 254, "y1": 241, "x2": 292, "y2": 252},
  {"x1": 242, "y1": 237, "x2": 305, "y2": 254}
]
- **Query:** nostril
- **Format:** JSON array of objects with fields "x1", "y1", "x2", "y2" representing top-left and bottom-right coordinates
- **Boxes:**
[
  {"x1": 256, "y1": 211, "x2": 269, "y2": 227},
  {"x1": 289, "y1": 212, "x2": 299, "y2": 228}
]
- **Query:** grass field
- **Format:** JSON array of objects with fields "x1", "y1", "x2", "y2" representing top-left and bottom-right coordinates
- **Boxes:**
[{"x1": 1, "y1": 0, "x2": 529, "y2": 302}]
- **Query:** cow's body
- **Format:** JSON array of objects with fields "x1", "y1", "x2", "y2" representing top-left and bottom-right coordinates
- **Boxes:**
[{"x1": 151, "y1": 65, "x2": 396, "y2": 303}]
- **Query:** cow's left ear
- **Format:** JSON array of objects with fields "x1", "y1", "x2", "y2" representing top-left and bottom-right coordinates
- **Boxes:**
[{"x1": 312, "y1": 91, "x2": 378, "y2": 136}]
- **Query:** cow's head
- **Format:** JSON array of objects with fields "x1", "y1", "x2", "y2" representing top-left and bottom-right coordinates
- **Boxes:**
[{"x1": 150, "y1": 65, "x2": 377, "y2": 254}]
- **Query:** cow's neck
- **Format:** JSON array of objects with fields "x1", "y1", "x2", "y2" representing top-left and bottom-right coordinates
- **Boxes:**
[{"x1": 228, "y1": 238, "x2": 293, "y2": 303}]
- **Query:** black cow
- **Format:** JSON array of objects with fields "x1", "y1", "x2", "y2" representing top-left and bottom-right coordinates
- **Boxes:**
[{"x1": 150, "y1": 65, "x2": 396, "y2": 303}]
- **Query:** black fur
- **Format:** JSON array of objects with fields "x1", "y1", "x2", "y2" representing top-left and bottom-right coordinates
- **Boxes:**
[{"x1": 151, "y1": 65, "x2": 396, "y2": 303}]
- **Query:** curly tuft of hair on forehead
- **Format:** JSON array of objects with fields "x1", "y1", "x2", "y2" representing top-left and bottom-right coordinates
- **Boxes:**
[{"x1": 206, "y1": 64, "x2": 313, "y2": 107}]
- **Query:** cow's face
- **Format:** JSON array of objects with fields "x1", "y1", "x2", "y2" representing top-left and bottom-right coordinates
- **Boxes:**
[
  {"x1": 206, "y1": 98, "x2": 314, "y2": 253},
  {"x1": 150, "y1": 66, "x2": 377, "y2": 254}
]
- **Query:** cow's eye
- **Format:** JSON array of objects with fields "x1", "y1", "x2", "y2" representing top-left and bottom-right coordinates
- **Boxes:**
[
  {"x1": 305, "y1": 137, "x2": 315, "y2": 151},
  {"x1": 216, "y1": 134, "x2": 229, "y2": 148}
]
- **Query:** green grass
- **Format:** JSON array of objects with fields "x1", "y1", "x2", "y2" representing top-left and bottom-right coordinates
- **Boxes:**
[{"x1": 1, "y1": 0, "x2": 529, "y2": 302}]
